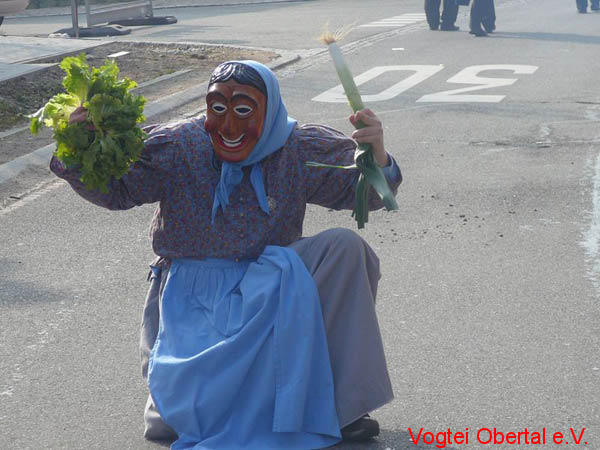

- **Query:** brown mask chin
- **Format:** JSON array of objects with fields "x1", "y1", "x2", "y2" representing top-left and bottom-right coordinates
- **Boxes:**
[{"x1": 205, "y1": 80, "x2": 267, "y2": 163}]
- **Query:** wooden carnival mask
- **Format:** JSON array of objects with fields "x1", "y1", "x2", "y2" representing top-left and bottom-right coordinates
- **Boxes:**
[{"x1": 204, "y1": 80, "x2": 267, "y2": 163}]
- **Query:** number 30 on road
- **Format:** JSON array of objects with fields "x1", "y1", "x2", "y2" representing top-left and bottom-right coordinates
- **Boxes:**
[{"x1": 312, "y1": 65, "x2": 539, "y2": 104}]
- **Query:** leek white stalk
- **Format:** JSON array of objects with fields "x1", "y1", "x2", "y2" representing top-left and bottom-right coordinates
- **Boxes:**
[{"x1": 325, "y1": 39, "x2": 364, "y2": 113}]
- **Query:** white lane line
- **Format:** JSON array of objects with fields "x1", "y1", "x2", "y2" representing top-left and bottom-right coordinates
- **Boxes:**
[
  {"x1": 360, "y1": 13, "x2": 426, "y2": 28},
  {"x1": 582, "y1": 150, "x2": 600, "y2": 290},
  {"x1": 0, "y1": 143, "x2": 54, "y2": 185},
  {"x1": 585, "y1": 105, "x2": 600, "y2": 121},
  {"x1": 107, "y1": 51, "x2": 130, "y2": 58},
  {"x1": 0, "y1": 179, "x2": 65, "y2": 216}
]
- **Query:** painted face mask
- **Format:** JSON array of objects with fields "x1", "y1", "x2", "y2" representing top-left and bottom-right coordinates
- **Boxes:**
[{"x1": 204, "y1": 80, "x2": 267, "y2": 163}]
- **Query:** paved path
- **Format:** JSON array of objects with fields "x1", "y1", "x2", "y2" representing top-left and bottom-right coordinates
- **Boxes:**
[
  {"x1": 0, "y1": 36, "x2": 107, "y2": 81},
  {"x1": 7, "y1": 0, "x2": 311, "y2": 17}
]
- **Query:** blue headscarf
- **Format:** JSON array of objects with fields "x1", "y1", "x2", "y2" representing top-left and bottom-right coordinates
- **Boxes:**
[{"x1": 210, "y1": 61, "x2": 297, "y2": 223}]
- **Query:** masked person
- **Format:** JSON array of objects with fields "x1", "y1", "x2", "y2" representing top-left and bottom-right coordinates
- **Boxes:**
[
  {"x1": 51, "y1": 60, "x2": 401, "y2": 449},
  {"x1": 424, "y1": 0, "x2": 460, "y2": 31}
]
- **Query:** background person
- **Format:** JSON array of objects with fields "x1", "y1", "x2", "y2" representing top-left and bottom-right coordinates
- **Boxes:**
[
  {"x1": 470, "y1": 0, "x2": 496, "y2": 36},
  {"x1": 576, "y1": 0, "x2": 600, "y2": 13},
  {"x1": 425, "y1": 0, "x2": 460, "y2": 31}
]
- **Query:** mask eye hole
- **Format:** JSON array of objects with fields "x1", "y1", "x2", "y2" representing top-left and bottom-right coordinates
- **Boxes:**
[
  {"x1": 211, "y1": 102, "x2": 227, "y2": 114},
  {"x1": 233, "y1": 105, "x2": 253, "y2": 117}
]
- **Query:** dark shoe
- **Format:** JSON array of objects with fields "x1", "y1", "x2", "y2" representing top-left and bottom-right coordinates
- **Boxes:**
[
  {"x1": 470, "y1": 29, "x2": 488, "y2": 36},
  {"x1": 440, "y1": 24, "x2": 460, "y2": 31},
  {"x1": 482, "y1": 18, "x2": 495, "y2": 32},
  {"x1": 341, "y1": 415, "x2": 380, "y2": 441},
  {"x1": 427, "y1": 20, "x2": 440, "y2": 30}
]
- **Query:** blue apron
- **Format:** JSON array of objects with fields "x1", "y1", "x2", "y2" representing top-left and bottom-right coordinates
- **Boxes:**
[{"x1": 148, "y1": 246, "x2": 341, "y2": 449}]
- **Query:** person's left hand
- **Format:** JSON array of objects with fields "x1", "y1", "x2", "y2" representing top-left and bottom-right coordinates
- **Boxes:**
[
  {"x1": 349, "y1": 108, "x2": 389, "y2": 168},
  {"x1": 69, "y1": 105, "x2": 88, "y2": 125}
]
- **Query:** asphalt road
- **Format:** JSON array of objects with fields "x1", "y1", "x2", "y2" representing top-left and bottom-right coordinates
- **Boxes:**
[{"x1": 1, "y1": 0, "x2": 600, "y2": 449}]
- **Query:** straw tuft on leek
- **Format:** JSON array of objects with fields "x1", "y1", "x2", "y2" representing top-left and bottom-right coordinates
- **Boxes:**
[{"x1": 308, "y1": 26, "x2": 398, "y2": 229}]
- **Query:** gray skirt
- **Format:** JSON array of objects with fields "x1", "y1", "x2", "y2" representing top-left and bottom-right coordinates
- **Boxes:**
[{"x1": 139, "y1": 227, "x2": 394, "y2": 441}]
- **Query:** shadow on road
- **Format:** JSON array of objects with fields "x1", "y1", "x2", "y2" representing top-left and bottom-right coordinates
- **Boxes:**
[
  {"x1": 0, "y1": 256, "x2": 76, "y2": 307},
  {"x1": 493, "y1": 31, "x2": 600, "y2": 45}
]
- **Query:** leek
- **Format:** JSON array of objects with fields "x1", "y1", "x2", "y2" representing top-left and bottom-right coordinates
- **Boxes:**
[{"x1": 310, "y1": 29, "x2": 399, "y2": 229}]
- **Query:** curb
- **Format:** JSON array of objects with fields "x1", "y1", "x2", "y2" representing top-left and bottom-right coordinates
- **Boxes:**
[
  {"x1": 7, "y1": 0, "x2": 312, "y2": 19},
  {"x1": 0, "y1": 52, "x2": 300, "y2": 185}
]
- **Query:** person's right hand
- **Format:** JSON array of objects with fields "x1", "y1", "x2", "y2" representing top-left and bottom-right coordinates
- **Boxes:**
[{"x1": 69, "y1": 105, "x2": 87, "y2": 125}]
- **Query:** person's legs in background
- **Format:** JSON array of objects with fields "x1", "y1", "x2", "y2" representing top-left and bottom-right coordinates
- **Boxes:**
[
  {"x1": 482, "y1": 0, "x2": 496, "y2": 32},
  {"x1": 576, "y1": 0, "x2": 588, "y2": 13},
  {"x1": 470, "y1": 0, "x2": 488, "y2": 36},
  {"x1": 440, "y1": 0, "x2": 460, "y2": 30},
  {"x1": 425, "y1": 0, "x2": 442, "y2": 30}
]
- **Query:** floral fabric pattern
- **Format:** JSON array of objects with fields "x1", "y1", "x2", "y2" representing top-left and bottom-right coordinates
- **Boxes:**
[{"x1": 50, "y1": 116, "x2": 402, "y2": 261}]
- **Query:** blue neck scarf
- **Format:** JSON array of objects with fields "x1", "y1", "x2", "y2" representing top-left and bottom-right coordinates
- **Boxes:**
[{"x1": 210, "y1": 61, "x2": 297, "y2": 223}]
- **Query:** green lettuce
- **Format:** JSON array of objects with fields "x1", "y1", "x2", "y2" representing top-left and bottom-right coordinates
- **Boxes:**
[{"x1": 29, "y1": 53, "x2": 146, "y2": 193}]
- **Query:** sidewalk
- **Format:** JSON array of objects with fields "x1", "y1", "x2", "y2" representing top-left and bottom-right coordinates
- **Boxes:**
[
  {"x1": 0, "y1": 0, "x2": 310, "y2": 81},
  {"x1": 8, "y1": 0, "x2": 311, "y2": 18},
  {"x1": 0, "y1": 37, "x2": 107, "y2": 81}
]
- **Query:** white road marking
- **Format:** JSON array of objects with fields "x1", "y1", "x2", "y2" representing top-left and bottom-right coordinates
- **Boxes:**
[
  {"x1": 313, "y1": 64, "x2": 539, "y2": 104},
  {"x1": 418, "y1": 65, "x2": 539, "y2": 103},
  {"x1": 313, "y1": 65, "x2": 444, "y2": 103},
  {"x1": 582, "y1": 150, "x2": 600, "y2": 291},
  {"x1": 0, "y1": 179, "x2": 65, "y2": 216},
  {"x1": 107, "y1": 51, "x2": 130, "y2": 58},
  {"x1": 360, "y1": 13, "x2": 426, "y2": 28},
  {"x1": 585, "y1": 104, "x2": 600, "y2": 121}
]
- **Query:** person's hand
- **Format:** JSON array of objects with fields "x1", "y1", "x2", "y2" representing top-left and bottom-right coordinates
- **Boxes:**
[
  {"x1": 69, "y1": 105, "x2": 87, "y2": 125},
  {"x1": 349, "y1": 108, "x2": 389, "y2": 167},
  {"x1": 69, "y1": 105, "x2": 96, "y2": 131}
]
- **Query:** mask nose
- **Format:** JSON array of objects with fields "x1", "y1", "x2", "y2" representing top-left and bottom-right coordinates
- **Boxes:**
[{"x1": 221, "y1": 111, "x2": 239, "y2": 139}]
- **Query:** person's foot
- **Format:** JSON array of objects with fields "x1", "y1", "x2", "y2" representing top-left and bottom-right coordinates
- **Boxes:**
[
  {"x1": 470, "y1": 29, "x2": 488, "y2": 36},
  {"x1": 341, "y1": 415, "x2": 380, "y2": 441},
  {"x1": 429, "y1": 25, "x2": 439, "y2": 30},
  {"x1": 440, "y1": 24, "x2": 460, "y2": 31},
  {"x1": 482, "y1": 20, "x2": 495, "y2": 33},
  {"x1": 578, "y1": 9, "x2": 587, "y2": 13}
]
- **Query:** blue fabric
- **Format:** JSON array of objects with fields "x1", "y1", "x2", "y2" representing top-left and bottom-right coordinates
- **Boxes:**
[
  {"x1": 382, "y1": 154, "x2": 401, "y2": 181},
  {"x1": 147, "y1": 246, "x2": 341, "y2": 450},
  {"x1": 211, "y1": 61, "x2": 298, "y2": 222}
]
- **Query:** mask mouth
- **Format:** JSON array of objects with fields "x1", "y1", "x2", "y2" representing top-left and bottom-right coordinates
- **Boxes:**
[{"x1": 218, "y1": 132, "x2": 246, "y2": 150}]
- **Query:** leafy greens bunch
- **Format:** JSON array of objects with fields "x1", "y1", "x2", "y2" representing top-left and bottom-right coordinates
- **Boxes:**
[{"x1": 29, "y1": 53, "x2": 147, "y2": 193}]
